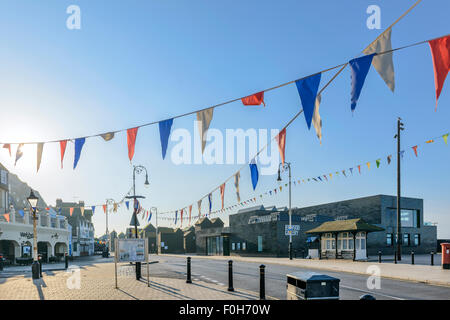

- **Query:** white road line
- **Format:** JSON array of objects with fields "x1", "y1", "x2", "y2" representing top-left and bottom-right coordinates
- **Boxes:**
[
  {"x1": 340, "y1": 285, "x2": 405, "y2": 300},
  {"x1": 218, "y1": 283, "x2": 225, "y2": 286}
]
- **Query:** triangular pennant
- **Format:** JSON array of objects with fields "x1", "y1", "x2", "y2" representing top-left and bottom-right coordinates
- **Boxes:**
[
  {"x1": 249, "y1": 159, "x2": 259, "y2": 190},
  {"x1": 444, "y1": 134, "x2": 449, "y2": 144},
  {"x1": 387, "y1": 155, "x2": 392, "y2": 164},
  {"x1": 363, "y1": 28, "x2": 395, "y2": 92},
  {"x1": 74, "y1": 138, "x2": 85, "y2": 169},
  {"x1": 3, "y1": 213, "x2": 10, "y2": 222},
  {"x1": 125, "y1": 201, "x2": 130, "y2": 210},
  {"x1": 101, "y1": 132, "x2": 115, "y2": 141},
  {"x1": 80, "y1": 207, "x2": 85, "y2": 216},
  {"x1": 350, "y1": 53, "x2": 375, "y2": 111},
  {"x1": 127, "y1": 127, "x2": 139, "y2": 161},
  {"x1": 197, "y1": 108, "x2": 214, "y2": 153},
  {"x1": 366, "y1": 162, "x2": 371, "y2": 170},
  {"x1": 342, "y1": 170, "x2": 347, "y2": 177},
  {"x1": 234, "y1": 172, "x2": 241, "y2": 203},
  {"x1": 197, "y1": 199, "x2": 202, "y2": 218},
  {"x1": 3, "y1": 144, "x2": 11, "y2": 157},
  {"x1": 349, "y1": 168, "x2": 354, "y2": 175},
  {"x1": 60, "y1": 140, "x2": 67, "y2": 169},
  {"x1": 15, "y1": 143, "x2": 24, "y2": 166},
  {"x1": 428, "y1": 35, "x2": 450, "y2": 109},
  {"x1": 188, "y1": 205, "x2": 192, "y2": 225},
  {"x1": 220, "y1": 183, "x2": 225, "y2": 210},
  {"x1": 295, "y1": 73, "x2": 322, "y2": 129},
  {"x1": 426, "y1": 140, "x2": 434, "y2": 144},
  {"x1": 70, "y1": 207, "x2": 74, "y2": 216},
  {"x1": 376, "y1": 159, "x2": 381, "y2": 168},
  {"x1": 36, "y1": 143, "x2": 44, "y2": 173},
  {"x1": 208, "y1": 193, "x2": 212, "y2": 216},
  {"x1": 412, "y1": 145, "x2": 418, "y2": 157},
  {"x1": 312, "y1": 94, "x2": 322, "y2": 143},
  {"x1": 91, "y1": 206, "x2": 96, "y2": 214},
  {"x1": 241, "y1": 91, "x2": 265, "y2": 106},
  {"x1": 358, "y1": 165, "x2": 361, "y2": 174},
  {"x1": 103, "y1": 204, "x2": 107, "y2": 213},
  {"x1": 276, "y1": 128, "x2": 286, "y2": 165},
  {"x1": 159, "y1": 118, "x2": 174, "y2": 159}
]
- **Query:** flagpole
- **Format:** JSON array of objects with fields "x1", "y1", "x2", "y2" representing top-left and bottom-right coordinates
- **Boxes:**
[{"x1": 395, "y1": 118, "x2": 404, "y2": 261}]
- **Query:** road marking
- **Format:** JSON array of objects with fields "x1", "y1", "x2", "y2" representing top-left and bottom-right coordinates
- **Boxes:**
[
  {"x1": 218, "y1": 283, "x2": 225, "y2": 286},
  {"x1": 340, "y1": 285, "x2": 405, "y2": 300}
]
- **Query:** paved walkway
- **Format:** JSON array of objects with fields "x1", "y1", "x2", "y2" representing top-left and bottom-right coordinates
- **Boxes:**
[
  {"x1": 0, "y1": 262, "x2": 263, "y2": 300},
  {"x1": 160, "y1": 254, "x2": 450, "y2": 287}
]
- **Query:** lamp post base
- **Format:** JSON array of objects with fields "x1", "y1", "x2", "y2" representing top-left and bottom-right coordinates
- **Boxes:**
[
  {"x1": 31, "y1": 261, "x2": 40, "y2": 279},
  {"x1": 289, "y1": 242, "x2": 293, "y2": 260}
]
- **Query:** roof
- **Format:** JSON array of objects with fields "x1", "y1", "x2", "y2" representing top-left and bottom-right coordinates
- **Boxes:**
[
  {"x1": 195, "y1": 217, "x2": 211, "y2": 226},
  {"x1": 306, "y1": 218, "x2": 384, "y2": 234}
]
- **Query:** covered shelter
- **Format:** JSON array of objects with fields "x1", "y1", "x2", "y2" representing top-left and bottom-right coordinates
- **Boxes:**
[{"x1": 306, "y1": 218, "x2": 384, "y2": 260}]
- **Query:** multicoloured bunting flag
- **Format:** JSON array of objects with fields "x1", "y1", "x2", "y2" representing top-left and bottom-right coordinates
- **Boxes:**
[
  {"x1": 363, "y1": 28, "x2": 395, "y2": 92},
  {"x1": 3, "y1": 144, "x2": 11, "y2": 157},
  {"x1": 350, "y1": 53, "x2": 375, "y2": 111},
  {"x1": 92, "y1": 206, "x2": 96, "y2": 214},
  {"x1": 189, "y1": 205, "x2": 192, "y2": 224},
  {"x1": 241, "y1": 91, "x2": 265, "y2": 106},
  {"x1": 175, "y1": 210, "x2": 178, "y2": 225},
  {"x1": 342, "y1": 170, "x2": 347, "y2": 177},
  {"x1": 349, "y1": 168, "x2": 354, "y2": 175},
  {"x1": 36, "y1": 143, "x2": 44, "y2": 173},
  {"x1": 249, "y1": 159, "x2": 259, "y2": 190},
  {"x1": 15, "y1": 143, "x2": 23, "y2": 166},
  {"x1": 80, "y1": 207, "x2": 85, "y2": 216},
  {"x1": 208, "y1": 193, "x2": 212, "y2": 216},
  {"x1": 358, "y1": 165, "x2": 361, "y2": 174},
  {"x1": 125, "y1": 201, "x2": 129, "y2": 210},
  {"x1": 127, "y1": 127, "x2": 139, "y2": 161},
  {"x1": 74, "y1": 138, "x2": 85, "y2": 169},
  {"x1": 428, "y1": 35, "x2": 450, "y2": 110},
  {"x1": 113, "y1": 203, "x2": 118, "y2": 212},
  {"x1": 234, "y1": 172, "x2": 241, "y2": 203},
  {"x1": 276, "y1": 128, "x2": 286, "y2": 165},
  {"x1": 444, "y1": 134, "x2": 449, "y2": 144},
  {"x1": 366, "y1": 162, "x2": 371, "y2": 170},
  {"x1": 312, "y1": 94, "x2": 322, "y2": 143},
  {"x1": 324, "y1": 175, "x2": 328, "y2": 181},
  {"x1": 220, "y1": 183, "x2": 225, "y2": 210},
  {"x1": 198, "y1": 199, "x2": 202, "y2": 218},
  {"x1": 101, "y1": 132, "x2": 115, "y2": 141},
  {"x1": 70, "y1": 207, "x2": 74, "y2": 216},
  {"x1": 400, "y1": 150, "x2": 405, "y2": 159},
  {"x1": 387, "y1": 155, "x2": 392, "y2": 164},
  {"x1": 103, "y1": 204, "x2": 107, "y2": 213},
  {"x1": 295, "y1": 73, "x2": 322, "y2": 129},
  {"x1": 159, "y1": 118, "x2": 174, "y2": 159},
  {"x1": 412, "y1": 145, "x2": 418, "y2": 157},
  {"x1": 426, "y1": 140, "x2": 434, "y2": 144},
  {"x1": 197, "y1": 108, "x2": 214, "y2": 154},
  {"x1": 317, "y1": 176, "x2": 322, "y2": 181},
  {"x1": 3, "y1": 213, "x2": 10, "y2": 222},
  {"x1": 376, "y1": 159, "x2": 381, "y2": 168},
  {"x1": 60, "y1": 140, "x2": 67, "y2": 169}
]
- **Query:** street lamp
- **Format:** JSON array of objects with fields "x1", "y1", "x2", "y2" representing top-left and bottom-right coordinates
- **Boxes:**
[
  {"x1": 277, "y1": 162, "x2": 293, "y2": 260},
  {"x1": 27, "y1": 189, "x2": 40, "y2": 279},
  {"x1": 125, "y1": 165, "x2": 149, "y2": 280}
]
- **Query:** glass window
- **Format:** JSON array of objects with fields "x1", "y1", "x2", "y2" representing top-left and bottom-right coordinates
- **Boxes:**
[
  {"x1": 337, "y1": 240, "x2": 342, "y2": 249},
  {"x1": 242, "y1": 242, "x2": 246, "y2": 250},
  {"x1": 326, "y1": 240, "x2": 331, "y2": 250},
  {"x1": 232, "y1": 243, "x2": 235, "y2": 250},
  {"x1": 343, "y1": 239, "x2": 347, "y2": 250},
  {"x1": 360, "y1": 238, "x2": 366, "y2": 250},
  {"x1": 414, "y1": 234, "x2": 420, "y2": 246},
  {"x1": 403, "y1": 234, "x2": 410, "y2": 246},
  {"x1": 349, "y1": 238, "x2": 354, "y2": 249},
  {"x1": 332, "y1": 240, "x2": 336, "y2": 250},
  {"x1": 386, "y1": 233, "x2": 392, "y2": 246}
]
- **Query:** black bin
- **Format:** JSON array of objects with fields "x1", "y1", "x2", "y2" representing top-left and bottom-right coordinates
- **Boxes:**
[{"x1": 287, "y1": 271, "x2": 340, "y2": 300}]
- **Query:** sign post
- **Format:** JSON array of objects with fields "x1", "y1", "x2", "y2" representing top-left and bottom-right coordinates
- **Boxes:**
[
  {"x1": 115, "y1": 238, "x2": 146, "y2": 290},
  {"x1": 145, "y1": 239, "x2": 150, "y2": 287}
]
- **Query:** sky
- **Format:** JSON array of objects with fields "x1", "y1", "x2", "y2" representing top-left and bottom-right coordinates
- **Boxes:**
[{"x1": 0, "y1": 0, "x2": 449, "y2": 238}]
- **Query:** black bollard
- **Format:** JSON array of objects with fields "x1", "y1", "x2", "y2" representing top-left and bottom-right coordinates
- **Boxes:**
[
  {"x1": 378, "y1": 251, "x2": 382, "y2": 263},
  {"x1": 228, "y1": 260, "x2": 234, "y2": 292},
  {"x1": 38, "y1": 255, "x2": 42, "y2": 277},
  {"x1": 65, "y1": 253, "x2": 69, "y2": 269},
  {"x1": 431, "y1": 251, "x2": 434, "y2": 266},
  {"x1": 394, "y1": 252, "x2": 397, "y2": 264},
  {"x1": 411, "y1": 251, "x2": 415, "y2": 265},
  {"x1": 259, "y1": 264, "x2": 265, "y2": 300},
  {"x1": 186, "y1": 257, "x2": 192, "y2": 284}
]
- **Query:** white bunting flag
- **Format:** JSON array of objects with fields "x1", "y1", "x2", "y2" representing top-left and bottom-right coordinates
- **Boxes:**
[
  {"x1": 196, "y1": 108, "x2": 214, "y2": 153},
  {"x1": 312, "y1": 94, "x2": 322, "y2": 143}
]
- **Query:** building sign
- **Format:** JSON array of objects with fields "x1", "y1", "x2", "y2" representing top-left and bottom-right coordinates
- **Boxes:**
[
  {"x1": 117, "y1": 239, "x2": 145, "y2": 262},
  {"x1": 248, "y1": 214, "x2": 278, "y2": 224},
  {"x1": 285, "y1": 225, "x2": 300, "y2": 236},
  {"x1": 20, "y1": 232, "x2": 33, "y2": 239}
]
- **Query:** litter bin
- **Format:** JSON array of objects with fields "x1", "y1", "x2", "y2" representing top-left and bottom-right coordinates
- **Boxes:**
[
  {"x1": 286, "y1": 271, "x2": 340, "y2": 300},
  {"x1": 442, "y1": 243, "x2": 450, "y2": 269}
]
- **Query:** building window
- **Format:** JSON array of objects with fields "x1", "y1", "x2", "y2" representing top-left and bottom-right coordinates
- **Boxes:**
[
  {"x1": 257, "y1": 236, "x2": 263, "y2": 252},
  {"x1": 242, "y1": 242, "x2": 246, "y2": 250},
  {"x1": 386, "y1": 233, "x2": 393, "y2": 246},
  {"x1": 236, "y1": 242, "x2": 240, "y2": 250},
  {"x1": 231, "y1": 243, "x2": 235, "y2": 251},
  {"x1": 403, "y1": 233, "x2": 410, "y2": 246},
  {"x1": 414, "y1": 234, "x2": 420, "y2": 246}
]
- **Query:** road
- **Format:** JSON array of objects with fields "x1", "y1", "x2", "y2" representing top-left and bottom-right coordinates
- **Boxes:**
[{"x1": 144, "y1": 255, "x2": 450, "y2": 300}]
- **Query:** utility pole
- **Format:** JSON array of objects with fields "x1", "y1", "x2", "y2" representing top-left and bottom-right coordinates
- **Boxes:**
[
  {"x1": 278, "y1": 162, "x2": 293, "y2": 260},
  {"x1": 394, "y1": 118, "x2": 404, "y2": 261}
]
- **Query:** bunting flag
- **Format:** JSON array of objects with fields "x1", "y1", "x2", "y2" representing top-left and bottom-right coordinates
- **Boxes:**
[
  {"x1": 349, "y1": 168, "x2": 354, "y2": 175},
  {"x1": 387, "y1": 155, "x2": 392, "y2": 164},
  {"x1": 426, "y1": 140, "x2": 434, "y2": 144},
  {"x1": 148, "y1": 212, "x2": 152, "y2": 222},
  {"x1": 220, "y1": 183, "x2": 225, "y2": 210},
  {"x1": 197, "y1": 108, "x2": 214, "y2": 153},
  {"x1": 376, "y1": 159, "x2": 381, "y2": 168},
  {"x1": 234, "y1": 172, "x2": 241, "y2": 203},
  {"x1": 342, "y1": 170, "x2": 347, "y2": 177},
  {"x1": 358, "y1": 165, "x2": 361, "y2": 174},
  {"x1": 125, "y1": 201, "x2": 129, "y2": 210},
  {"x1": 15, "y1": 144, "x2": 24, "y2": 166},
  {"x1": 175, "y1": 210, "x2": 178, "y2": 225},
  {"x1": 323, "y1": 175, "x2": 328, "y2": 181},
  {"x1": 18, "y1": 210, "x2": 24, "y2": 217},
  {"x1": 180, "y1": 209, "x2": 184, "y2": 227},
  {"x1": 444, "y1": 134, "x2": 449, "y2": 144},
  {"x1": 241, "y1": 91, "x2": 265, "y2": 106},
  {"x1": 36, "y1": 143, "x2": 44, "y2": 173},
  {"x1": 363, "y1": 28, "x2": 395, "y2": 92},
  {"x1": 103, "y1": 204, "x2": 107, "y2": 214},
  {"x1": 74, "y1": 138, "x2": 85, "y2": 169},
  {"x1": 159, "y1": 118, "x2": 174, "y2": 159},
  {"x1": 127, "y1": 127, "x2": 139, "y2": 161},
  {"x1": 276, "y1": 128, "x2": 286, "y2": 165},
  {"x1": 3, "y1": 144, "x2": 11, "y2": 157},
  {"x1": 350, "y1": 53, "x2": 375, "y2": 111},
  {"x1": 412, "y1": 145, "x2": 418, "y2": 157},
  {"x1": 80, "y1": 207, "x2": 85, "y2": 216},
  {"x1": 198, "y1": 199, "x2": 202, "y2": 218},
  {"x1": 188, "y1": 205, "x2": 192, "y2": 224},
  {"x1": 113, "y1": 203, "x2": 118, "y2": 212},
  {"x1": 317, "y1": 176, "x2": 322, "y2": 181},
  {"x1": 366, "y1": 162, "x2": 371, "y2": 170},
  {"x1": 249, "y1": 159, "x2": 259, "y2": 190},
  {"x1": 91, "y1": 206, "x2": 96, "y2": 214},
  {"x1": 101, "y1": 132, "x2": 115, "y2": 141},
  {"x1": 208, "y1": 193, "x2": 212, "y2": 216},
  {"x1": 70, "y1": 207, "x2": 74, "y2": 216},
  {"x1": 295, "y1": 73, "x2": 322, "y2": 129},
  {"x1": 312, "y1": 94, "x2": 322, "y2": 143},
  {"x1": 400, "y1": 150, "x2": 405, "y2": 159},
  {"x1": 428, "y1": 35, "x2": 450, "y2": 109},
  {"x1": 3, "y1": 213, "x2": 10, "y2": 222},
  {"x1": 60, "y1": 140, "x2": 67, "y2": 169}
]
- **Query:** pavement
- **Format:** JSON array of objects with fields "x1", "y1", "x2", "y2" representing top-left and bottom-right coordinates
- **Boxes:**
[
  {"x1": 160, "y1": 253, "x2": 450, "y2": 287},
  {"x1": 0, "y1": 261, "x2": 265, "y2": 300}
]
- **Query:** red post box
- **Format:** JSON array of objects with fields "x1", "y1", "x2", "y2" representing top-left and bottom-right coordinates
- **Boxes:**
[{"x1": 442, "y1": 243, "x2": 450, "y2": 269}]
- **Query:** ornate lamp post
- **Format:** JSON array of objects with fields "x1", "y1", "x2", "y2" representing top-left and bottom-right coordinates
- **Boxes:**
[
  {"x1": 27, "y1": 189, "x2": 40, "y2": 279},
  {"x1": 125, "y1": 165, "x2": 149, "y2": 280},
  {"x1": 277, "y1": 162, "x2": 293, "y2": 260}
]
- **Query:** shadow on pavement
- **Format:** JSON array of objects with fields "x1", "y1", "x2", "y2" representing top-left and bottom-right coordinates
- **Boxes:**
[{"x1": 33, "y1": 278, "x2": 47, "y2": 300}]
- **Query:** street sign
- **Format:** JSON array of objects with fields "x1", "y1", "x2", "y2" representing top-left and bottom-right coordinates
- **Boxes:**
[
  {"x1": 116, "y1": 239, "x2": 146, "y2": 262},
  {"x1": 285, "y1": 225, "x2": 300, "y2": 236}
]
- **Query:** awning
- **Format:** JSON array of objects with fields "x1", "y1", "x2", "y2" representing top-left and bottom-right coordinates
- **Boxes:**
[
  {"x1": 306, "y1": 218, "x2": 384, "y2": 234},
  {"x1": 307, "y1": 236, "x2": 318, "y2": 243}
]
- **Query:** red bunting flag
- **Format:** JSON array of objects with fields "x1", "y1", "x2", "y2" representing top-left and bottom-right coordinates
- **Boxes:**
[
  {"x1": 276, "y1": 128, "x2": 286, "y2": 165},
  {"x1": 180, "y1": 209, "x2": 184, "y2": 227},
  {"x1": 103, "y1": 204, "x2": 107, "y2": 213},
  {"x1": 412, "y1": 145, "x2": 418, "y2": 157},
  {"x1": 429, "y1": 35, "x2": 450, "y2": 110},
  {"x1": 60, "y1": 140, "x2": 67, "y2": 169},
  {"x1": 127, "y1": 127, "x2": 139, "y2": 161},
  {"x1": 70, "y1": 207, "x2": 74, "y2": 216},
  {"x1": 220, "y1": 183, "x2": 225, "y2": 210},
  {"x1": 189, "y1": 205, "x2": 192, "y2": 225},
  {"x1": 241, "y1": 91, "x2": 265, "y2": 106},
  {"x1": 3, "y1": 213, "x2": 10, "y2": 222},
  {"x1": 3, "y1": 144, "x2": 11, "y2": 157},
  {"x1": 357, "y1": 165, "x2": 361, "y2": 174}
]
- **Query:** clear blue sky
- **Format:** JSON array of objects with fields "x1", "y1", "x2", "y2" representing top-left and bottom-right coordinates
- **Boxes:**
[{"x1": 0, "y1": 0, "x2": 449, "y2": 237}]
